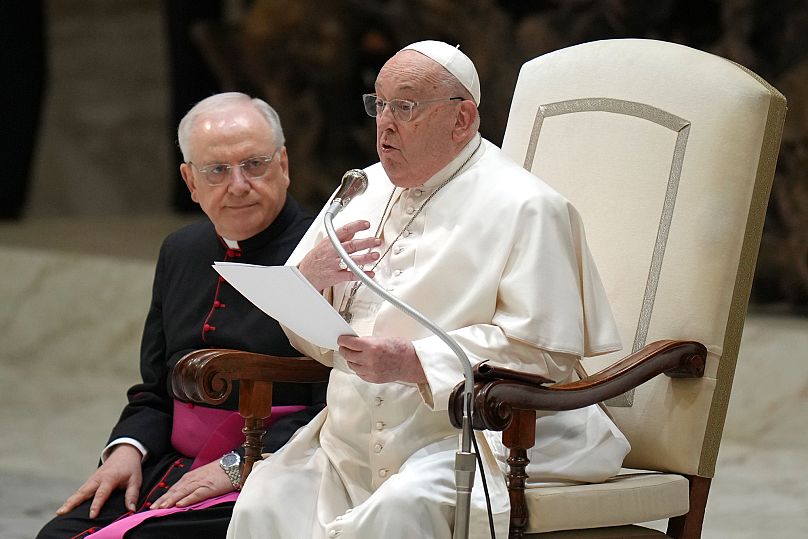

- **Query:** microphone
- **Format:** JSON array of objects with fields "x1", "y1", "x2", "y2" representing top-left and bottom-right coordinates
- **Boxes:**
[
  {"x1": 329, "y1": 169, "x2": 368, "y2": 215},
  {"x1": 323, "y1": 169, "x2": 477, "y2": 539}
]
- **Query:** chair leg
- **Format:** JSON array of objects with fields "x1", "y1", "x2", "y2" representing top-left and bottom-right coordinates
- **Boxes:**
[
  {"x1": 666, "y1": 475, "x2": 711, "y2": 539},
  {"x1": 240, "y1": 417, "x2": 266, "y2": 483},
  {"x1": 238, "y1": 379, "x2": 274, "y2": 486},
  {"x1": 503, "y1": 409, "x2": 537, "y2": 539}
]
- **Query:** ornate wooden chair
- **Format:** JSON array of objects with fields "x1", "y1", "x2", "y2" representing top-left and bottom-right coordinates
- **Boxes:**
[
  {"x1": 171, "y1": 38, "x2": 785, "y2": 536},
  {"x1": 447, "y1": 39, "x2": 785, "y2": 537}
]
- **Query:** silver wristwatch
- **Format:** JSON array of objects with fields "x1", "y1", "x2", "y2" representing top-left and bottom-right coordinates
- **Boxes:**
[{"x1": 219, "y1": 451, "x2": 242, "y2": 491}]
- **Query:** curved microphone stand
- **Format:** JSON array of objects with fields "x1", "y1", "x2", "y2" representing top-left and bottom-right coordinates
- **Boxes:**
[{"x1": 324, "y1": 170, "x2": 477, "y2": 539}]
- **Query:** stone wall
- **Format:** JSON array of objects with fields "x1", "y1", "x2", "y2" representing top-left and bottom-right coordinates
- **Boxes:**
[{"x1": 27, "y1": 0, "x2": 173, "y2": 218}]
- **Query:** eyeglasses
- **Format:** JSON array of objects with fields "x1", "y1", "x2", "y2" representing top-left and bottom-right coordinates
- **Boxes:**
[
  {"x1": 189, "y1": 150, "x2": 280, "y2": 186},
  {"x1": 362, "y1": 94, "x2": 463, "y2": 123}
]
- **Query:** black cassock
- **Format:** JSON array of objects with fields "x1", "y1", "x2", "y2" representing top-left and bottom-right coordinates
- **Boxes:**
[{"x1": 38, "y1": 196, "x2": 325, "y2": 539}]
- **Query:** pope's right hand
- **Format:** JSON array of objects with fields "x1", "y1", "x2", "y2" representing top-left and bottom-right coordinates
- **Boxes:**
[
  {"x1": 56, "y1": 443, "x2": 143, "y2": 518},
  {"x1": 297, "y1": 220, "x2": 382, "y2": 291}
]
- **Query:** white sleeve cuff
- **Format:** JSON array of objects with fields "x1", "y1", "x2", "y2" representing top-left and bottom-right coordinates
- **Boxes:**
[{"x1": 102, "y1": 438, "x2": 148, "y2": 463}]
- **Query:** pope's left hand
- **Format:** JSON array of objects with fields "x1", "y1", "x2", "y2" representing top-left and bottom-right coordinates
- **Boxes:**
[
  {"x1": 338, "y1": 335, "x2": 427, "y2": 384},
  {"x1": 150, "y1": 460, "x2": 233, "y2": 510}
]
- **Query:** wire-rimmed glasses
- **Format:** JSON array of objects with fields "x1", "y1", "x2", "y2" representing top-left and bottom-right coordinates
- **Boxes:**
[
  {"x1": 189, "y1": 149, "x2": 281, "y2": 186},
  {"x1": 362, "y1": 94, "x2": 463, "y2": 122}
]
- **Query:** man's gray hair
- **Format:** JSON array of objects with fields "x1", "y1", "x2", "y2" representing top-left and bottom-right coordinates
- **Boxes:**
[
  {"x1": 432, "y1": 64, "x2": 481, "y2": 134},
  {"x1": 177, "y1": 92, "x2": 286, "y2": 162}
]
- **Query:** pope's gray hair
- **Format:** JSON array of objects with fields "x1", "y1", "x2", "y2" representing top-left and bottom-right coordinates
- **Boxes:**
[
  {"x1": 430, "y1": 63, "x2": 480, "y2": 133},
  {"x1": 177, "y1": 92, "x2": 285, "y2": 162}
]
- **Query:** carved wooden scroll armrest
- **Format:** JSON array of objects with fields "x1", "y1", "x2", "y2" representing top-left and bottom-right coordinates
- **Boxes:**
[
  {"x1": 448, "y1": 339, "x2": 706, "y2": 430},
  {"x1": 171, "y1": 349, "x2": 331, "y2": 485}
]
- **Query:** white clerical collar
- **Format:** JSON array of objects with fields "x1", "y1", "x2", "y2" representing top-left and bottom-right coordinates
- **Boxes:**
[
  {"x1": 419, "y1": 133, "x2": 482, "y2": 190},
  {"x1": 222, "y1": 237, "x2": 240, "y2": 249}
]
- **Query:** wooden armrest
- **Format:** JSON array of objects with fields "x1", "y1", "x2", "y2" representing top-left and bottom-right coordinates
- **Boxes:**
[
  {"x1": 449, "y1": 339, "x2": 707, "y2": 430},
  {"x1": 474, "y1": 363, "x2": 556, "y2": 385},
  {"x1": 170, "y1": 348, "x2": 331, "y2": 484},
  {"x1": 172, "y1": 348, "x2": 332, "y2": 405}
]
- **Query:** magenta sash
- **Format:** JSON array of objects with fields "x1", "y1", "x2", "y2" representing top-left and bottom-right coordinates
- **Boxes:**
[
  {"x1": 88, "y1": 400, "x2": 307, "y2": 537},
  {"x1": 171, "y1": 400, "x2": 306, "y2": 469},
  {"x1": 87, "y1": 493, "x2": 241, "y2": 538}
]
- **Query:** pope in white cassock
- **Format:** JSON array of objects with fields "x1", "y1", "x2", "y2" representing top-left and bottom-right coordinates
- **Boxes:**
[{"x1": 227, "y1": 40, "x2": 630, "y2": 538}]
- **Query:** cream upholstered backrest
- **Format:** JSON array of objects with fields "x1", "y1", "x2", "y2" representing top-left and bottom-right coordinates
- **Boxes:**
[{"x1": 502, "y1": 39, "x2": 785, "y2": 477}]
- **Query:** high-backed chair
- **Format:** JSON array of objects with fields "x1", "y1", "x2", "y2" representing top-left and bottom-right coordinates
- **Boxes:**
[
  {"x1": 172, "y1": 38, "x2": 785, "y2": 537},
  {"x1": 448, "y1": 39, "x2": 785, "y2": 538}
]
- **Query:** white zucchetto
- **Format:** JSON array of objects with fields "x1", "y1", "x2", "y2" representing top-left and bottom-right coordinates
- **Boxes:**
[{"x1": 400, "y1": 40, "x2": 481, "y2": 105}]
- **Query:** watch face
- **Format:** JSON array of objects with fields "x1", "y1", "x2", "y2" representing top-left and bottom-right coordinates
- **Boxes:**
[{"x1": 221, "y1": 453, "x2": 239, "y2": 468}]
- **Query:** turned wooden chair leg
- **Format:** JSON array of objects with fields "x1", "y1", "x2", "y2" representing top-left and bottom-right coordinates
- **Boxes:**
[
  {"x1": 502, "y1": 408, "x2": 537, "y2": 539},
  {"x1": 237, "y1": 379, "x2": 274, "y2": 486}
]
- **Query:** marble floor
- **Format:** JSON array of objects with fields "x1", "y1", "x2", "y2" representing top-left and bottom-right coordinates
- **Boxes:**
[{"x1": 1, "y1": 217, "x2": 807, "y2": 538}]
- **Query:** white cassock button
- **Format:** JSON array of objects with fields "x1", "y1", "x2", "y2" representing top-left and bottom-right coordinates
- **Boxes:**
[
  {"x1": 329, "y1": 529, "x2": 341, "y2": 537},
  {"x1": 393, "y1": 246, "x2": 404, "y2": 255},
  {"x1": 413, "y1": 189, "x2": 423, "y2": 197},
  {"x1": 403, "y1": 230, "x2": 412, "y2": 237},
  {"x1": 374, "y1": 443, "x2": 383, "y2": 453},
  {"x1": 375, "y1": 421, "x2": 385, "y2": 430},
  {"x1": 375, "y1": 397, "x2": 384, "y2": 406},
  {"x1": 378, "y1": 468, "x2": 389, "y2": 477},
  {"x1": 406, "y1": 206, "x2": 415, "y2": 215},
  {"x1": 393, "y1": 269, "x2": 402, "y2": 277}
]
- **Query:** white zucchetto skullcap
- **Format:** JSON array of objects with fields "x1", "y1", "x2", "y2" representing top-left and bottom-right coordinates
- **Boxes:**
[{"x1": 400, "y1": 40, "x2": 481, "y2": 105}]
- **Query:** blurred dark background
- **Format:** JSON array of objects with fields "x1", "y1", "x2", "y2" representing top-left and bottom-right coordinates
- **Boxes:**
[{"x1": 2, "y1": 0, "x2": 807, "y2": 310}]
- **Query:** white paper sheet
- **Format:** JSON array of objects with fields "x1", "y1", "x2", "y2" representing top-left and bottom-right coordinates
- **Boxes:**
[{"x1": 213, "y1": 262, "x2": 356, "y2": 350}]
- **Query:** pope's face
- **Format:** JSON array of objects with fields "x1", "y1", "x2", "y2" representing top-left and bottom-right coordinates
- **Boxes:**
[
  {"x1": 374, "y1": 51, "x2": 462, "y2": 188},
  {"x1": 180, "y1": 103, "x2": 290, "y2": 241}
]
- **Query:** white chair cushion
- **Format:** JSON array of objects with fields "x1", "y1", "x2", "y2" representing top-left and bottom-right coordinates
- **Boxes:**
[
  {"x1": 524, "y1": 469, "x2": 689, "y2": 533},
  {"x1": 530, "y1": 525, "x2": 668, "y2": 538}
]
